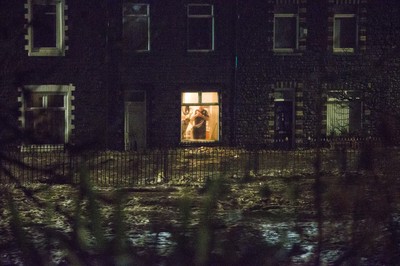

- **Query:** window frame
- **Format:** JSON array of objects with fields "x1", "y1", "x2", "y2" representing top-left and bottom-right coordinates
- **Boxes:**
[
  {"x1": 181, "y1": 91, "x2": 220, "y2": 143},
  {"x1": 273, "y1": 13, "x2": 299, "y2": 53},
  {"x1": 122, "y1": 3, "x2": 150, "y2": 52},
  {"x1": 187, "y1": 4, "x2": 215, "y2": 52},
  {"x1": 20, "y1": 85, "x2": 74, "y2": 148},
  {"x1": 326, "y1": 91, "x2": 362, "y2": 136},
  {"x1": 26, "y1": 0, "x2": 66, "y2": 56},
  {"x1": 333, "y1": 13, "x2": 358, "y2": 53}
]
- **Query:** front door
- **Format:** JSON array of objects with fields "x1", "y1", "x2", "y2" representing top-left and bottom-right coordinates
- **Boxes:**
[
  {"x1": 275, "y1": 100, "x2": 293, "y2": 146},
  {"x1": 125, "y1": 91, "x2": 146, "y2": 150}
]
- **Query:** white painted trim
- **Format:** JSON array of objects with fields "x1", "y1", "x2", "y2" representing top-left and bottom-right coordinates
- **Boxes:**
[
  {"x1": 26, "y1": 0, "x2": 66, "y2": 56},
  {"x1": 333, "y1": 14, "x2": 357, "y2": 53},
  {"x1": 19, "y1": 84, "x2": 74, "y2": 146}
]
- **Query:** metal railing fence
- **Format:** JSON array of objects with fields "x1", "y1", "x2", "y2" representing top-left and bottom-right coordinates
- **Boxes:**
[{"x1": 0, "y1": 139, "x2": 390, "y2": 186}]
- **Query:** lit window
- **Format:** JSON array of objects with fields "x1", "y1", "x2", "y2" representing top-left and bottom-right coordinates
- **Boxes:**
[
  {"x1": 181, "y1": 92, "x2": 219, "y2": 142},
  {"x1": 327, "y1": 92, "x2": 361, "y2": 136},
  {"x1": 123, "y1": 3, "x2": 150, "y2": 51},
  {"x1": 274, "y1": 14, "x2": 298, "y2": 52},
  {"x1": 187, "y1": 4, "x2": 214, "y2": 51},
  {"x1": 20, "y1": 85, "x2": 74, "y2": 145},
  {"x1": 26, "y1": 0, "x2": 66, "y2": 56},
  {"x1": 333, "y1": 14, "x2": 357, "y2": 53}
]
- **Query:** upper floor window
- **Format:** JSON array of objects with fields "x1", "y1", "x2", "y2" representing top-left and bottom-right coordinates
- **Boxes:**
[
  {"x1": 19, "y1": 85, "x2": 74, "y2": 145},
  {"x1": 181, "y1": 92, "x2": 219, "y2": 142},
  {"x1": 333, "y1": 14, "x2": 357, "y2": 53},
  {"x1": 274, "y1": 13, "x2": 298, "y2": 52},
  {"x1": 123, "y1": 3, "x2": 150, "y2": 51},
  {"x1": 26, "y1": 0, "x2": 66, "y2": 56},
  {"x1": 187, "y1": 4, "x2": 214, "y2": 52}
]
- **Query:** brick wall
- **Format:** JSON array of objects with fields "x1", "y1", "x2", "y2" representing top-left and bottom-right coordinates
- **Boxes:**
[
  {"x1": 113, "y1": 0, "x2": 235, "y2": 148},
  {"x1": 0, "y1": 1, "x2": 109, "y2": 148},
  {"x1": 235, "y1": 0, "x2": 400, "y2": 145},
  {"x1": 2, "y1": 0, "x2": 400, "y2": 149}
]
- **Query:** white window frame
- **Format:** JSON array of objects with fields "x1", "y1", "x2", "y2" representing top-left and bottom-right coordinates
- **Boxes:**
[
  {"x1": 181, "y1": 91, "x2": 220, "y2": 142},
  {"x1": 326, "y1": 91, "x2": 361, "y2": 136},
  {"x1": 19, "y1": 85, "x2": 74, "y2": 149},
  {"x1": 25, "y1": 0, "x2": 66, "y2": 56},
  {"x1": 273, "y1": 13, "x2": 299, "y2": 53},
  {"x1": 187, "y1": 4, "x2": 215, "y2": 52},
  {"x1": 333, "y1": 14, "x2": 357, "y2": 53},
  {"x1": 327, "y1": 97, "x2": 350, "y2": 136},
  {"x1": 122, "y1": 3, "x2": 150, "y2": 52}
]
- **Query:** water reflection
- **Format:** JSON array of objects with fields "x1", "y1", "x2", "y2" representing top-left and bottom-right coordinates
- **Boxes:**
[
  {"x1": 122, "y1": 213, "x2": 392, "y2": 265},
  {"x1": 127, "y1": 230, "x2": 175, "y2": 256}
]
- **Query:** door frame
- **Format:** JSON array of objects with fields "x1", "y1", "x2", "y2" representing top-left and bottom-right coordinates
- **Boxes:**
[
  {"x1": 124, "y1": 90, "x2": 147, "y2": 151},
  {"x1": 273, "y1": 89, "x2": 295, "y2": 148}
]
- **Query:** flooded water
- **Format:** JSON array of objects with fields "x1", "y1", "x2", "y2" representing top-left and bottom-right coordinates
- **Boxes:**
[
  {"x1": 120, "y1": 209, "x2": 398, "y2": 265},
  {"x1": 1, "y1": 184, "x2": 399, "y2": 265}
]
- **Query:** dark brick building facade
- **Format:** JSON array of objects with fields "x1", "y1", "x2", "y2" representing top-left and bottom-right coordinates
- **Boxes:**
[
  {"x1": 1, "y1": 0, "x2": 400, "y2": 150},
  {"x1": 235, "y1": 0, "x2": 400, "y2": 147},
  {"x1": 0, "y1": 1, "x2": 110, "y2": 148}
]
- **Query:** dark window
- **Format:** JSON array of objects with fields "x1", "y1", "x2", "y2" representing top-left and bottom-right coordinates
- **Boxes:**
[
  {"x1": 274, "y1": 15, "x2": 297, "y2": 50},
  {"x1": 188, "y1": 5, "x2": 212, "y2": 15},
  {"x1": 27, "y1": 0, "x2": 65, "y2": 56},
  {"x1": 26, "y1": 109, "x2": 65, "y2": 144},
  {"x1": 32, "y1": 2, "x2": 57, "y2": 47},
  {"x1": 123, "y1": 3, "x2": 150, "y2": 51},
  {"x1": 334, "y1": 15, "x2": 357, "y2": 52},
  {"x1": 24, "y1": 92, "x2": 67, "y2": 144},
  {"x1": 187, "y1": 4, "x2": 214, "y2": 51}
]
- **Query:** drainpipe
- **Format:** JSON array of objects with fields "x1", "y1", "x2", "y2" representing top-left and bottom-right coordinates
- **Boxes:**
[
  {"x1": 231, "y1": 0, "x2": 239, "y2": 146},
  {"x1": 105, "y1": 6, "x2": 110, "y2": 149}
]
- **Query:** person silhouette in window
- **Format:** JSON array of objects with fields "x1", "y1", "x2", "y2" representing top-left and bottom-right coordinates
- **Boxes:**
[
  {"x1": 192, "y1": 106, "x2": 209, "y2": 139},
  {"x1": 181, "y1": 105, "x2": 193, "y2": 139}
]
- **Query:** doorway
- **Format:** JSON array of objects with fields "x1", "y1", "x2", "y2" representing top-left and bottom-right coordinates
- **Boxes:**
[
  {"x1": 124, "y1": 91, "x2": 146, "y2": 150},
  {"x1": 275, "y1": 100, "x2": 293, "y2": 142}
]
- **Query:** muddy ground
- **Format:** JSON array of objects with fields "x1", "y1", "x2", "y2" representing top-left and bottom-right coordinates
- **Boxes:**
[{"x1": 1, "y1": 173, "x2": 399, "y2": 265}]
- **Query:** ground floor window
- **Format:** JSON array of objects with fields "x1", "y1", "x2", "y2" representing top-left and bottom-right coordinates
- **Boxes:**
[
  {"x1": 20, "y1": 85, "x2": 74, "y2": 145},
  {"x1": 181, "y1": 91, "x2": 219, "y2": 142},
  {"x1": 327, "y1": 92, "x2": 361, "y2": 136}
]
